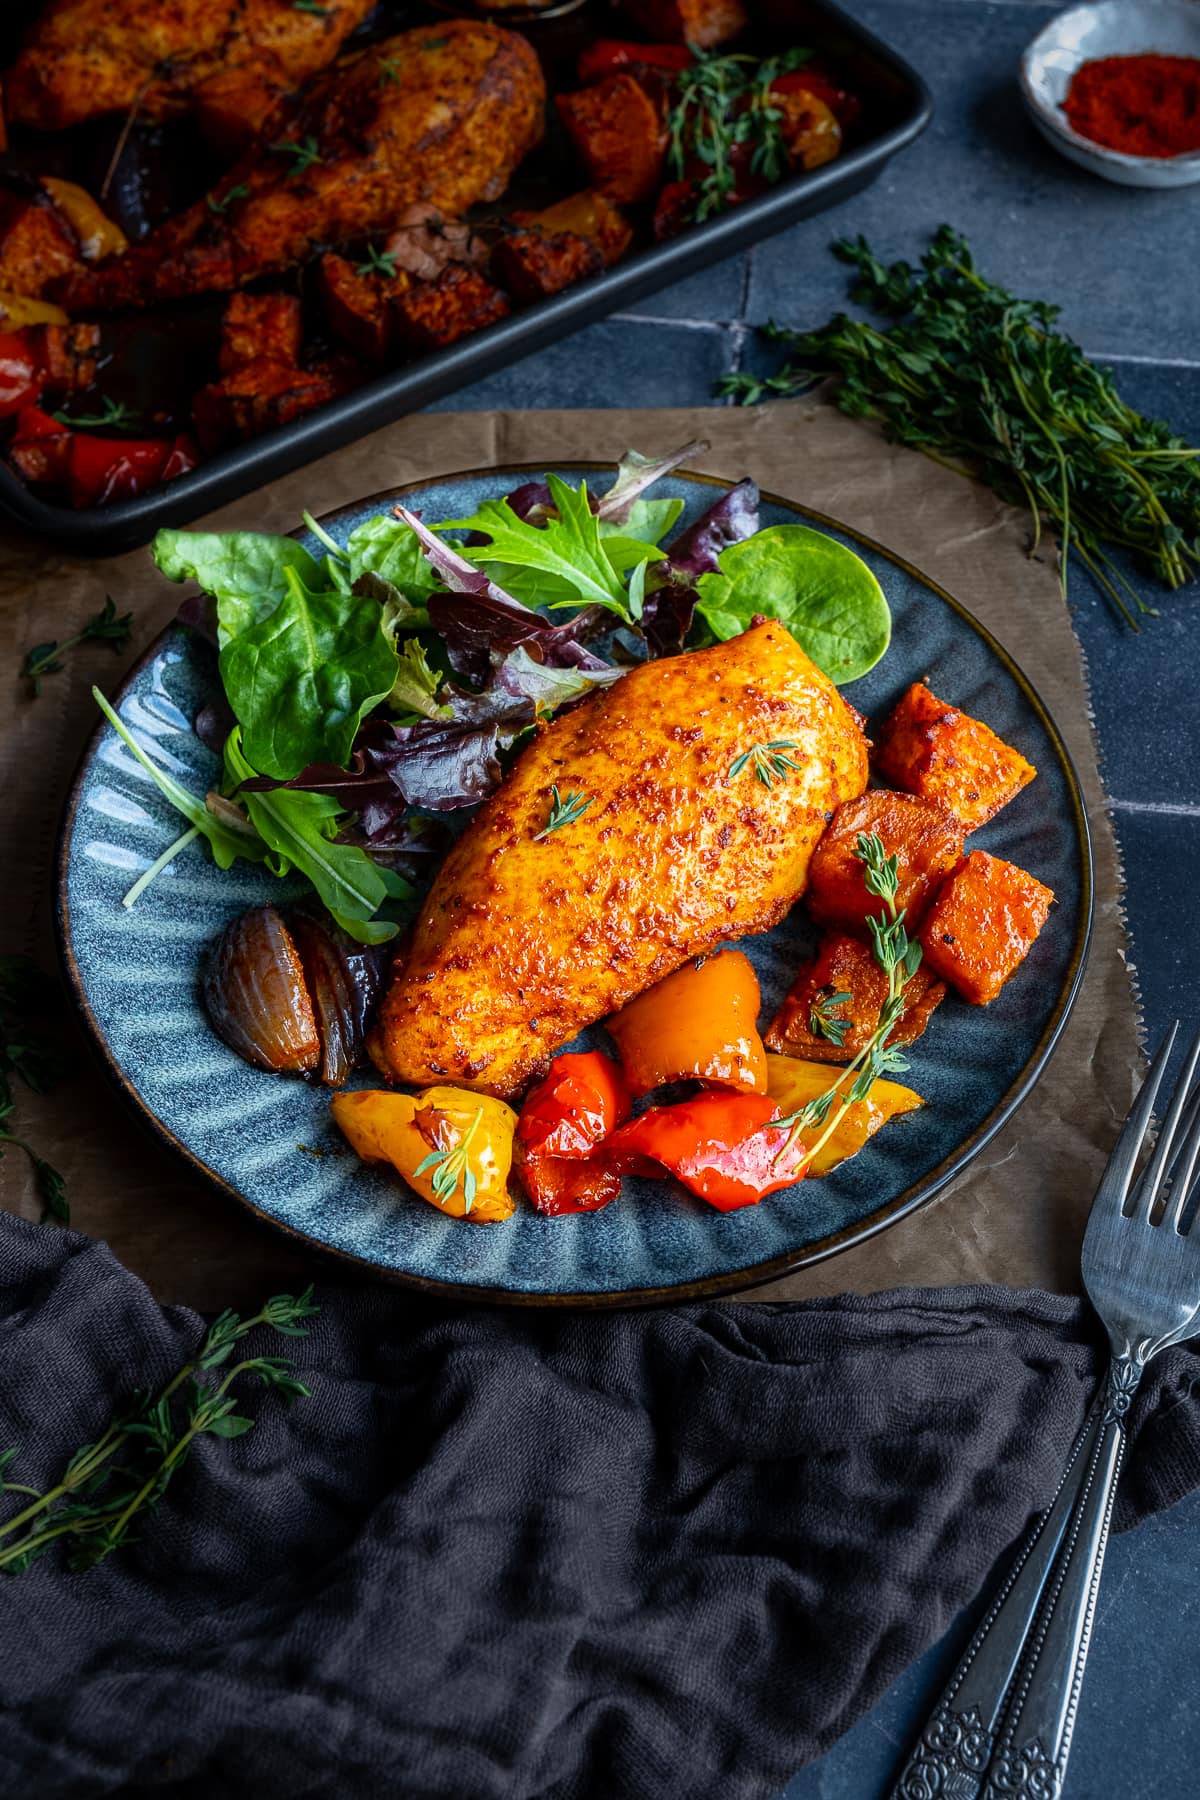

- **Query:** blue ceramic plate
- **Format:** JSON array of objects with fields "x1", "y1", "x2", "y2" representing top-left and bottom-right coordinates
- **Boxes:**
[{"x1": 57, "y1": 468, "x2": 1092, "y2": 1304}]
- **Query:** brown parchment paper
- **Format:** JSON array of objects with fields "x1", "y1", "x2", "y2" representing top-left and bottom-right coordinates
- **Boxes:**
[{"x1": 0, "y1": 400, "x2": 1141, "y2": 1311}]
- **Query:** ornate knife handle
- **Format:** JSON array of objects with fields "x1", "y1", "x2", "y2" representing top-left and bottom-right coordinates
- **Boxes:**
[
  {"x1": 976, "y1": 1354, "x2": 1141, "y2": 1800},
  {"x1": 887, "y1": 1382, "x2": 1109, "y2": 1800}
]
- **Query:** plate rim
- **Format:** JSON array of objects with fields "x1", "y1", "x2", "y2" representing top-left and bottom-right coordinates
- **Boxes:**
[{"x1": 55, "y1": 463, "x2": 1095, "y2": 1307}]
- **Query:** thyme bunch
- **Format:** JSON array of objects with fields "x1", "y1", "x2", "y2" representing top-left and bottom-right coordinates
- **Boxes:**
[
  {"x1": 773, "y1": 833, "x2": 920, "y2": 1165},
  {"x1": 720, "y1": 226, "x2": 1200, "y2": 624},
  {"x1": 0, "y1": 1287, "x2": 318, "y2": 1574}
]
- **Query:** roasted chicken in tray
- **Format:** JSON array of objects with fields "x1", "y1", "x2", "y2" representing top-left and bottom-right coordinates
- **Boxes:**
[
  {"x1": 53, "y1": 23, "x2": 547, "y2": 312},
  {"x1": 369, "y1": 621, "x2": 871, "y2": 1100},
  {"x1": 6, "y1": 0, "x2": 375, "y2": 153}
]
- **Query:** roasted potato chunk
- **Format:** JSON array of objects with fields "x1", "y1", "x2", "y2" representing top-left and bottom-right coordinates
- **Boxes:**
[
  {"x1": 807, "y1": 789, "x2": 965, "y2": 934},
  {"x1": 874, "y1": 682, "x2": 1036, "y2": 830},
  {"x1": 765, "y1": 931, "x2": 946, "y2": 1064},
  {"x1": 919, "y1": 850, "x2": 1054, "y2": 1005}
]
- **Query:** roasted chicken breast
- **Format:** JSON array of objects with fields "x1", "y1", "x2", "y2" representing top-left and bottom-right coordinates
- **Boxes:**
[
  {"x1": 53, "y1": 24, "x2": 546, "y2": 312},
  {"x1": 6, "y1": 0, "x2": 375, "y2": 153},
  {"x1": 370, "y1": 621, "x2": 870, "y2": 1099}
]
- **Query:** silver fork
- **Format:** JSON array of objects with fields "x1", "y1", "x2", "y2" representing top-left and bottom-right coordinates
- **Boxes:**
[{"x1": 889, "y1": 1023, "x2": 1200, "y2": 1800}]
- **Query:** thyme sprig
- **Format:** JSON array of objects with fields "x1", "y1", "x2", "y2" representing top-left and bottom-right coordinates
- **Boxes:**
[
  {"x1": 0, "y1": 1287, "x2": 318, "y2": 1574},
  {"x1": 727, "y1": 738, "x2": 800, "y2": 788},
  {"x1": 719, "y1": 226, "x2": 1200, "y2": 625},
  {"x1": 809, "y1": 988, "x2": 853, "y2": 1048},
  {"x1": 207, "y1": 182, "x2": 250, "y2": 215},
  {"x1": 0, "y1": 957, "x2": 70, "y2": 1222},
  {"x1": 534, "y1": 786, "x2": 592, "y2": 840},
  {"x1": 667, "y1": 47, "x2": 814, "y2": 223},
  {"x1": 23, "y1": 596, "x2": 133, "y2": 696},
  {"x1": 414, "y1": 1107, "x2": 484, "y2": 1214},
  {"x1": 355, "y1": 243, "x2": 398, "y2": 279},
  {"x1": 773, "y1": 833, "x2": 920, "y2": 1165},
  {"x1": 52, "y1": 397, "x2": 140, "y2": 432},
  {"x1": 270, "y1": 135, "x2": 323, "y2": 177}
]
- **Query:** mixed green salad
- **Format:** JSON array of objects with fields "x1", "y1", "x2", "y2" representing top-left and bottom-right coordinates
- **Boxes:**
[{"x1": 95, "y1": 442, "x2": 890, "y2": 944}]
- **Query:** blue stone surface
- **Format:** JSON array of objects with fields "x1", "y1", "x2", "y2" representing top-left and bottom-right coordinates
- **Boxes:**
[{"x1": 419, "y1": 0, "x2": 1200, "y2": 1791}]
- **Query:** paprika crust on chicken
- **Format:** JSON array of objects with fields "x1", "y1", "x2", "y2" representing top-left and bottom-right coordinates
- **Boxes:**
[
  {"x1": 368, "y1": 621, "x2": 871, "y2": 1100},
  {"x1": 6, "y1": 0, "x2": 376, "y2": 153},
  {"x1": 52, "y1": 24, "x2": 547, "y2": 312}
]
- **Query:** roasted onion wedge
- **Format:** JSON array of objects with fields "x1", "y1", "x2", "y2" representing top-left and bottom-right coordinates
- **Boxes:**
[{"x1": 202, "y1": 905, "x2": 320, "y2": 1074}]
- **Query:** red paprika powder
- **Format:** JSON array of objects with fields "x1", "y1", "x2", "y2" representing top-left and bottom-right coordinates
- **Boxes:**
[{"x1": 1063, "y1": 53, "x2": 1200, "y2": 158}]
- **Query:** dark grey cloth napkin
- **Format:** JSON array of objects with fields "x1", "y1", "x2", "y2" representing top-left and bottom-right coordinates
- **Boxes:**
[{"x1": 2, "y1": 1213, "x2": 1199, "y2": 1800}]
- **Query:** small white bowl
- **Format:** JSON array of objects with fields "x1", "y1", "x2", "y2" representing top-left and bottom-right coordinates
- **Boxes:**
[{"x1": 1020, "y1": 0, "x2": 1200, "y2": 187}]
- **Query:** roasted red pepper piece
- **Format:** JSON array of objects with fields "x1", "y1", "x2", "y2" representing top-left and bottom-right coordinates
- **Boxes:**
[
  {"x1": 516, "y1": 1051, "x2": 632, "y2": 1216},
  {"x1": 602, "y1": 1091, "x2": 807, "y2": 1211},
  {"x1": 66, "y1": 430, "x2": 198, "y2": 508},
  {"x1": 771, "y1": 67, "x2": 863, "y2": 129},
  {"x1": 576, "y1": 40, "x2": 694, "y2": 84},
  {"x1": 8, "y1": 402, "x2": 72, "y2": 484},
  {"x1": 516, "y1": 1145, "x2": 624, "y2": 1217},
  {"x1": 518, "y1": 1051, "x2": 632, "y2": 1158},
  {"x1": 0, "y1": 331, "x2": 42, "y2": 416}
]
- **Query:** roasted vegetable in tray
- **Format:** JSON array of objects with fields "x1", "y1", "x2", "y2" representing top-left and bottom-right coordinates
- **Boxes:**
[{"x1": 0, "y1": 1, "x2": 865, "y2": 509}]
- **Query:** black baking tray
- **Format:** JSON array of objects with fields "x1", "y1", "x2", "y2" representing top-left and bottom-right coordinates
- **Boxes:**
[{"x1": 0, "y1": 0, "x2": 931, "y2": 553}]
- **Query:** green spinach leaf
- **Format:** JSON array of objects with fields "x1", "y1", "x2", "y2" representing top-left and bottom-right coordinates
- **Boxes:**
[
  {"x1": 219, "y1": 568, "x2": 399, "y2": 780},
  {"x1": 153, "y1": 531, "x2": 325, "y2": 644},
  {"x1": 344, "y1": 514, "x2": 441, "y2": 600},
  {"x1": 695, "y1": 525, "x2": 891, "y2": 683}
]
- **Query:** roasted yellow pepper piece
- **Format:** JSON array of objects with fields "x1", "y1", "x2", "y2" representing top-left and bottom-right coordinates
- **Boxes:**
[
  {"x1": 765, "y1": 1054, "x2": 922, "y2": 1175},
  {"x1": 330, "y1": 1086, "x2": 517, "y2": 1223}
]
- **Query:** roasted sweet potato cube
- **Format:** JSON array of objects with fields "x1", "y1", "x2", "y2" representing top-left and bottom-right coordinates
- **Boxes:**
[
  {"x1": 0, "y1": 189, "x2": 82, "y2": 297},
  {"x1": 492, "y1": 190, "x2": 631, "y2": 302},
  {"x1": 492, "y1": 229, "x2": 603, "y2": 303},
  {"x1": 557, "y1": 74, "x2": 667, "y2": 205},
  {"x1": 620, "y1": 0, "x2": 748, "y2": 49},
  {"x1": 807, "y1": 790, "x2": 965, "y2": 934},
  {"x1": 29, "y1": 321, "x2": 100, "y2": 394},
  {"x1": 217, "y1": 292, "x2": 304, "y2": 374},
  {"x1": 388, "y1": 264, "x2": 510, "y2": 356},
  {"x1": 919, "y1": 851, "x2": 1054, "y2": 1006},
  {"x1": 765, "y1": 931, "x2": 946, "y2": 1065},
  {"x1": 319, "y1": 253, "x2": 401, "y2": 360},
  {"x1": 874, "y1": 682, "x2": 1036, "y2": 830},
  {"x1": 530, "y1": 191, "x2": 633, "y2": 264}
]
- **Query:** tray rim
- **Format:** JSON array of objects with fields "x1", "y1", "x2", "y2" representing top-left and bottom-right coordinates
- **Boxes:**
[
  {"x1": 2, "y1": 0, "x2": 934, "y2": 553},
  {"x1": 55, "y1": 462, "x2": 1095, "y2": 1307}
]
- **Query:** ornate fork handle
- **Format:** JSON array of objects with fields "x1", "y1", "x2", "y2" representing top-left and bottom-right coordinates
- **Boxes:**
[
  {"x1": 976, "y1": 1353, "x2": 1141, "y2": 1800},
  {"x1": 888, "y1": 1394, "x2": 1105, "y2": 1800}
]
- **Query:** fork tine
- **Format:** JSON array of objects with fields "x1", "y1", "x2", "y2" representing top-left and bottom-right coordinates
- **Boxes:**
[
  {"x1": 1094, "y1": 1023, "x2": 1178, "y2": 1217},
  {"x1": 1167, "y1": 1086, "x2": 1200, "y2": 1232},
  {"x1": 1137, "y1": 1027, "x2": 1200, "y2": 1220}
]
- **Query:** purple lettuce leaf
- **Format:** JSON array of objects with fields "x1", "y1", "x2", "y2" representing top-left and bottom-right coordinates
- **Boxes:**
[
  {"x1": 594, "y1": 439, "x2": 708, "y2": 525},
  {"x1": 393, "y1": 504, "x2": 611, "y2": 684},
  {"x1": 245, "y1": 647, "x2": 621, "y2": 821},
  {"x1": 641, "y1": 478, "x2": 761, "y2": 656}
]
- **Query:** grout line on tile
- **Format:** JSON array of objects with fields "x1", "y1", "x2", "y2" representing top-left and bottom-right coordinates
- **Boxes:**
[
  {"x1": 1108, "y1": 798, "x2": 1200, "y2": 819},
  {"x1": 738, "y1": 246, "x2": 755, "y2": 323},
  {"x1": 608, "y1": 312, "x2": 730, "y2": 333},
  {"x1": 1090, "y1": 352, "x2": 1200, "y2": 371}
]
